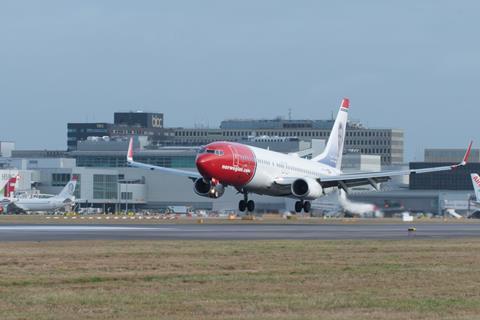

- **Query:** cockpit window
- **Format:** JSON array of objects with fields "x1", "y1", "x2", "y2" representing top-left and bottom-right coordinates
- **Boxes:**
[{"x1": 199, "y1": 147, "x2": 223, "y2": 156}]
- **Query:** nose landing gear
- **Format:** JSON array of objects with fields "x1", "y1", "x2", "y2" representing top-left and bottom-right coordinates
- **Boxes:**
[
  {"x1": 238, "y1": 192, "x2": 255, "y2": 212},
  {"x1": 295, "y1": 200, "x2": 311, "y2": 213}
]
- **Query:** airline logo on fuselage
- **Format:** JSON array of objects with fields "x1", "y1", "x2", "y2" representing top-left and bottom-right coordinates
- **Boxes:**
[
  {"x1": 473, "y1": 175, "x2": 480, "y2": 187},
  {"x1": 221, "y1": 165, "x2": 251, "y2": 174}
]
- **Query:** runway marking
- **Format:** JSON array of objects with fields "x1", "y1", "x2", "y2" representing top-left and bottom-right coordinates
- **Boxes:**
[{"x1": 0, "y1": 226, "x2": 177, "y2": 231}]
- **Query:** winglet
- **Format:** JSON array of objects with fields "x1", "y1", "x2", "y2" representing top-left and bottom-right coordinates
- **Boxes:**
[
  {"x1": 341, "y1": 98, "x2": 350, "y2": 110},
  {"x1": 127, "y1": 137, "x2": 134, "y2": 163},
  {"x1": 463, "y1": 141, "x2": 473, "y2": 165},
  {"x1": 453, "y1": 141, "x2": 473, "y2": 168}
]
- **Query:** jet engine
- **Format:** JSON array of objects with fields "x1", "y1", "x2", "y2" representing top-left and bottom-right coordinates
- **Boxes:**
[
  {"x1": 193, "y1": 178, "x2": 225, "y2": 198},
  {"x1": 291, "y1": 177, "x2": 323, "y2": 200}
]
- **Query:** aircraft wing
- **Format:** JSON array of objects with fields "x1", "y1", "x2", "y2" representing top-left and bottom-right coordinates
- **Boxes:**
[
  {"x1": 320, "y1": 141, "x2": 473, "y2": 192},
  {"x1": 127, "y1": 159, "x2": 201, "y2": 180},
  {"x1": 127, "y1": 138, "x2": 201, "y2": 180},
  {"x1": 273, "y1": 142, "x2": 472, "y2": 193}
]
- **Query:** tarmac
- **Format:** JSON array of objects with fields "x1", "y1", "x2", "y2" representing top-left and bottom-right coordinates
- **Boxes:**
[{"x1": 0, "y1": 223, "x2": 479, "y2": 241}]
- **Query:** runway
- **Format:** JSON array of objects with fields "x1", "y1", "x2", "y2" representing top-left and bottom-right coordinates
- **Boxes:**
[{"x1": 0, "y1": 223, "x2": 479, "y2": 241}]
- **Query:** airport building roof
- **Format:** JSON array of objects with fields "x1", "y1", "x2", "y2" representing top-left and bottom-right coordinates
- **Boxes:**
[
  {"x1": 220, "y1": 119, "x2": 366, "y2": 130},
  {"x1": 425, "y1": 148, "x2": 480, "y2": 163}
]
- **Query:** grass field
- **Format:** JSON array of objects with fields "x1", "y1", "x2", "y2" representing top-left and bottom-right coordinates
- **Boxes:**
[{"x1": 0, "y1": 239, "x2": 479, "y2": 320}]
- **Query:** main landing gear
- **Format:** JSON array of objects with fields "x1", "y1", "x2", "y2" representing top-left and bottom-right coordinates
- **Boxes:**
[
  {"x1": 239, "y1": 192, "x2": 255, "y2": 212},
  {"x1": 295, "y1": 200, "x2": 311, "y2": 213}
]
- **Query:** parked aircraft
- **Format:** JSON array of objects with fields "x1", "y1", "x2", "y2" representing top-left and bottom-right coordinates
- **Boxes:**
[
  {"x1": 0, "y1": 177, "x2": 11, "y2": 197},
  {"x1": 338, "y1": 189, "x2": 383, "y2": 218},
  {"x1": 0, "y1": 177, "x2": 12, "y2": 209},
  {"x1": 11, "y1": 177, "x2": 77, "y2": 212},
  {"x1": 470, "y1": 173, "x2": 480, "y2": 205},
  {"x1": 127, "y1": 98, "x2": 472, "y2": 213}
]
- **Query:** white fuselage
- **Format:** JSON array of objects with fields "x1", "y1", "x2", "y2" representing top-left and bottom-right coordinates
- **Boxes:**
[
  {"x1": 13, "y1": 197, "x2": 70, "y2": 212},
  {"x1": 243, "y1": 146, "x2": 341, "y2": 197},
  {"x1": 339, "y1": 196, "x2": 380, "y2": 217}
]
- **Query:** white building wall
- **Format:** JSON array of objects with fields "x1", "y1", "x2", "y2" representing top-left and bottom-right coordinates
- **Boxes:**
[
  {"x1": 0, "y1": 158, "x2": 75, "y2": 170},
  {"x1": 0, "y1": 169, "x2": 34, "y2": 193},
  {"x1": 342, "y1": 154, "x2": 381, "y2": 172},
  {"x1": 0, "y1": 142, "x2": 15, "y2": 157}
]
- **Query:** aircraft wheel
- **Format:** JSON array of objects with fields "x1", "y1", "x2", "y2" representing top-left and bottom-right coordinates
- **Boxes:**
[
  {"x1": 295, "y1": 201, "x2": 303, "y2": 213},
  {"x1": 247, "y1": 200, "x2": 255, "y2": 212},
  {"x1": 239, "y1": 200, "x2": 247, "y2": 212},
  {"x1": 303, "y1": 201, "x2": 311, "y2": 213}
]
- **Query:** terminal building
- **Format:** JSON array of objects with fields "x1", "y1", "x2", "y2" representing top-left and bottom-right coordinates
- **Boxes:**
[
  {"x1": 347, "y1": 147, "x2": 480, "y2": 215},
  {"x1": 410, "y1": 148, "x2": 480, "y2": 190},
  {"x1": 67, "y1": 112, "x2": 164, "y2": 151},
  {"x1": 67, "y1": 111, "x2": 404, "y2": 166},
  {"x1": 3, "y1": 139, "x2": 477, "y2": 216},
  {"x1": 6, "y1": 110, "x2": 476, "y2": 216},
  {"x1": 2, "y1": 136, "x2": 383, "y2": 213}
]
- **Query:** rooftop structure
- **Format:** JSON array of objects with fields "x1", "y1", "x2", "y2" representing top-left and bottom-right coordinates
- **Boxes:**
[
  {"x1": 425, "y1": 148, "x2": 480, "y2": 163},
  {"x1": 67, "y1": 110, "x2": 404, "y2": 165}
]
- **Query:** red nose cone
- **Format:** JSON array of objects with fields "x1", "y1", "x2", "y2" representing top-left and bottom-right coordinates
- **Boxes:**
[
  {"x1": 196, "y1": 154, "x2": 212, "y2": 178},
  {"x1": 195, "y1": 142, "x2": 257, "y2": 187}
]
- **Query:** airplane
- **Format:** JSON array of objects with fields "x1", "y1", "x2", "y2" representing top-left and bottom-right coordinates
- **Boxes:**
[
  {"x1": 0, "y1": 177, "x2": 16, "y2": 212},
  {"x1": 10, "y1": 177, "x2": 77, "y2": 212},
  {"x1": 469, "y1": 173, "x2": 480, "y2": 207},
  {"x1": 127, "y1": 98, "x2": 472, "y2": 213},
  {"x1": 0, "y1": 176, "x2": 17, "y2": 212},
  {"x1": 338, "y1": 189, "x2": 383, "y2": 218},
  {"x1": 0, "y1": 177, "x2": 11, "y2": 197}
]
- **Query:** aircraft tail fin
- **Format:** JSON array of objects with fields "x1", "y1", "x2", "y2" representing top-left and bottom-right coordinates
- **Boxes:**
[
  {"x1": 5, "y1": 176, "x2": 18, "y2": 198},
  {"x1": 312, "y1": 98, "x2": 350, "y2": 170},
  {"x1": 471, "y1": 173, "x2": 480, "y2": 201},
  {"x1": 57, "y1": 176, "x2": 77, "y2": 199},
  {"x1": 0, "y1": 179, "x2": 8, "y2": 197},
  {"x1": 127, "y1": 137, "x2": 134, "y2": 163}
]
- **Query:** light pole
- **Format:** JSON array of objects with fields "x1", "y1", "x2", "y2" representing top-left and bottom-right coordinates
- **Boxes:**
[{"x1": 125, "y1": 181, "x2": 128, "y2": 214}]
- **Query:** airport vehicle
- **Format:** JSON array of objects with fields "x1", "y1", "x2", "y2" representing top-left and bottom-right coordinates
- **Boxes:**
[
  {"x1": 11, "y1": 177, "x2": 77, "y2": 212},
  {"x1": 338, "y1": 189, "x2": 382, "y2": 218},
  {"x1": 127, "y1": 98, "x2": 472, "y2": 213}
]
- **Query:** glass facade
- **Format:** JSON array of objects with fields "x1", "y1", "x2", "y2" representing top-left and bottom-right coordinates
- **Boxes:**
[
  {"x1": 409, "y1": 163, "x2": 479, "y2": 190},
  {"x1": 93, "y1": 174, "x2": 118, "y2": 200},
  {"x1": 76, "y1": 156, "x2": 126, "y2": 168},
  {"x1": 73, "y1": 174, "x2": 81, "y2": 199},
  {"x1": 67, "y1": 123, "x2": 110, "y2": 151},
  {"x1": 52, "y1": 173, "x2": 71, "y2": 187},
  {"x1": 75, "y1": 155, "x2": 196, "y2": 168},
  {"x1": 121, "y1": 192, "x2": 133, "y2": 200}
]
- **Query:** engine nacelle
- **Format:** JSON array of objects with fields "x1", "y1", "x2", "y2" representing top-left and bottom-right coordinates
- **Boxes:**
[
  {"x1": 193, "y1": 178, "x2": 225, "y2": 198},
  {"x1": 291, "y1": 177, "x2": 323, "y2": 200},
  {"x1": 194, "y1": 178, "x2": 211, "y2": 197}
]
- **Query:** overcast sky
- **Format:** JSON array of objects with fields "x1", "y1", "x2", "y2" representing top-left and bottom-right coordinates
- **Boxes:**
[{"x1": 1, "y1": 1, "x2": 479, "y2": 161}]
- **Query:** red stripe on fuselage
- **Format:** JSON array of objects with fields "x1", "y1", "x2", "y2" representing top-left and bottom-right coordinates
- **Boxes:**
[{"x1": 196, "y1": 142, "x2": 257, "y2": 187}]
